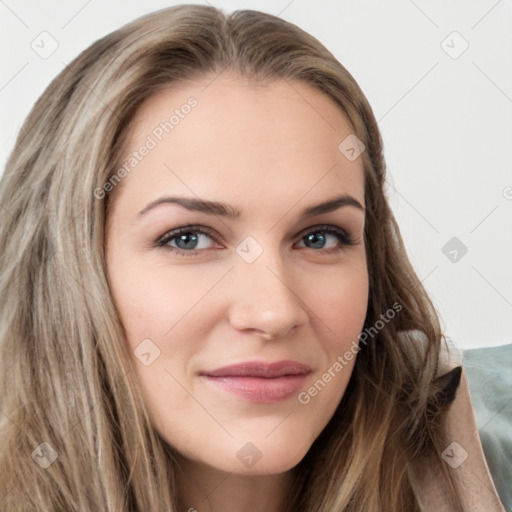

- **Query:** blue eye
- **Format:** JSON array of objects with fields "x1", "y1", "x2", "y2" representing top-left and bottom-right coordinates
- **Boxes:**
[
  {"x1": 298, "y1": 226, "x2": 354, "y2": 251},
  {"x1": 155, "y1": 224, "x2": 354, "y2": 257},
  {"x1": 155, "y1": 226, "x2": 216, "y2": 256}
]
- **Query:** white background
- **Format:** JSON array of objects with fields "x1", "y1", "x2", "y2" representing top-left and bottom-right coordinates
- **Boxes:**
[{"x1": 1, "y1": 0, "x2": 511, "y2": 350}]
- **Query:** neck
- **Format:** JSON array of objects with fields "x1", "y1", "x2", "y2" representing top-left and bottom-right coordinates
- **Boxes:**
[{"x1": 173, "y1": 454, "x2": 298, "y2": 512}]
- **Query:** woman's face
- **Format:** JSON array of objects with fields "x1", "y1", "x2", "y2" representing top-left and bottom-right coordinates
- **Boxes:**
[{"x1": 105, "y1": 72, "x2": 368, "y2": 475}]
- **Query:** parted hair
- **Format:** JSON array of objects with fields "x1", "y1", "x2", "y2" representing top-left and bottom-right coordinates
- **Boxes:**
[{"x1": 0, "y1": 4, "x2": 464, "y2": 511}]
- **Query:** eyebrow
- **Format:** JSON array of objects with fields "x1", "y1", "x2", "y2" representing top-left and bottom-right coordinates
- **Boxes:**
[{"x1": 138, "y1": 193, "x2": 365, "y2": 219}]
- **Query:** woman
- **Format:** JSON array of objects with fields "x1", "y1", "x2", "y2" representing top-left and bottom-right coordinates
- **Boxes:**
[{"x1": 0, "y1": 5, "x2": 505, "y2": 511}]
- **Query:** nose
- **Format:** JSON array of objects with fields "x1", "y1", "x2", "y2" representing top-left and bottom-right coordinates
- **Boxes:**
[{"x1": 227, "y1": 250, "x2": 309, "y2": 340}]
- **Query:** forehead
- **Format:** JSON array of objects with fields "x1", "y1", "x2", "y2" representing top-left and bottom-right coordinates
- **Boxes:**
[{"x1": 115, "y1": 73, "x2": 365, "y2": 216}]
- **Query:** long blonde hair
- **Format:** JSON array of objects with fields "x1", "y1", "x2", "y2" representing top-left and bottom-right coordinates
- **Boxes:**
[{"x1": 0, "y1": 4, "x2": 464, "y2": 510}]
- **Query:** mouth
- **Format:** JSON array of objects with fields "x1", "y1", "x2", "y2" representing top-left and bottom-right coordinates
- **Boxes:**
[{"x1": 199, "y1": 360, "x2": 311, "y2": 403}]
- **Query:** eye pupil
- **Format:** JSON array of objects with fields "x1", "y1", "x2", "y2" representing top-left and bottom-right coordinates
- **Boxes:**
[
  {"x1": 176, "y1": 232, "x2": 198, "y2": 249},
  {"x1": 305, "y1": 232, "x2": 326, "y2": 249}
]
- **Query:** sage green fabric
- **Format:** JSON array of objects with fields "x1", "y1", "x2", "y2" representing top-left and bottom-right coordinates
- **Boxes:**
[{"x1": 463, "y1": 344, "x2": 512, "y2": 511}]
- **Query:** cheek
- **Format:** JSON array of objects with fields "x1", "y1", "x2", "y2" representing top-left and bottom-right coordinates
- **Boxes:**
[
  {"x1": 294, "y1": 259, "x2": 368, "y2": 410},
  {"x1": 311, "y1": 259, "x2": 369, "y2": 349},
  {"x1": 109, "y1": 278, "x2": 167, "y2": 351},
  {"x1": 108, "y1": 257, "x2": 225, "y2": 349},
  {"x1": 305, "y1": 265, "x2": 367, "y2": 402}
]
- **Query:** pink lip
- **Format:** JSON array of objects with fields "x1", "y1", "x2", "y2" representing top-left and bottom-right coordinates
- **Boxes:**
[{"x1": 199, "y1": 360, "x2": 311, "y2": 403}]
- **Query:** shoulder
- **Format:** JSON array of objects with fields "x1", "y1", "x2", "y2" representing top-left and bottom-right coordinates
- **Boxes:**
[
  {"x1": 435, "y1": 336, "x2": 463, "y2": 405},
  {"x1": 409, "y1": 335, "x2": 506, "y2": 511},
  {"x1": 398, "y1": 330, "x2": 463, "y2": 399},
  {"x1": 437, "y1": 335, "x2": 463, "y2": 377}
]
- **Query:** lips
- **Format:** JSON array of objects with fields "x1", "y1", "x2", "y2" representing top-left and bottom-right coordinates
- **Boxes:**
[
  {"x1": 199, "y1": 360, "x2": 311, "y2": 403},
  {"x1": 201, "y1": 360, "x2": 311, "y2": 378}
]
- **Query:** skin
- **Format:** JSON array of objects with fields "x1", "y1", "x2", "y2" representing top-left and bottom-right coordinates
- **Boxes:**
[{"x1": 105, "y1": 71, "x2": 369, "y2": 512}]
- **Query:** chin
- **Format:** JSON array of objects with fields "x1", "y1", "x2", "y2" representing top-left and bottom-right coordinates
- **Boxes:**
[{"x1": 213, "y1": 436, "x2": 313, "y2": 476}]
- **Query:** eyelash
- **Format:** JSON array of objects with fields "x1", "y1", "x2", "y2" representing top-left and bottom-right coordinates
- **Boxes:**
[{"x1": 154, "y1": 224, "x2": 355, "y2": 257}]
